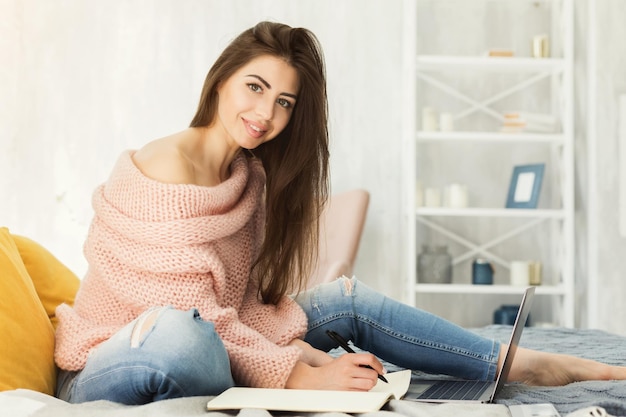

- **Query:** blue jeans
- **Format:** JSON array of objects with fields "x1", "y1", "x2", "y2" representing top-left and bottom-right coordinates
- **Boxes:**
[
  {"x1": 295, "y1": 277, "x2": 500, "y2": 381},
  {"x1": 57, "y1": 277, "x2": 499, "y2": 404},
  {"x1": 57, "y1": 307, "x2": 234, "y2": 404}
]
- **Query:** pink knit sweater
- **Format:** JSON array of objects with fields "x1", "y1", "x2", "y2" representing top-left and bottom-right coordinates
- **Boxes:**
[{"x1": 54, "y1": 151, "x2": 308, "y2": 389}]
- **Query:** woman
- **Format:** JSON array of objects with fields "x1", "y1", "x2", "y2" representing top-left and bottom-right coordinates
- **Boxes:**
[{"x1": 54, "y1": 21, "x2": 626, "y2": 405}]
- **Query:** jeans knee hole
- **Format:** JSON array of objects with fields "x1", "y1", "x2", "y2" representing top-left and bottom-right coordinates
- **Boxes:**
[
  {"x1": 339, "y1": 275, "x2": 355, "y2": 296},
  {"x1": 130, "y1": 308, "x2": 163, "y2": 348}
]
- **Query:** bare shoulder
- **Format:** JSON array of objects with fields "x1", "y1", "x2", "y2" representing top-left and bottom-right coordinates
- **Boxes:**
[{"x1": 132, "y1": 133, "x2": 194, "y2": 184}]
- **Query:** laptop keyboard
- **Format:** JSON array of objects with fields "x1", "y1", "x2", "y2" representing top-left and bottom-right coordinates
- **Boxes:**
[{"x1": 417, "y1": 380, "x2": 490, "y2": 401}]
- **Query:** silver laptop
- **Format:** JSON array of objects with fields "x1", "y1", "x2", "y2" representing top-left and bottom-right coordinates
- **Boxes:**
[{"x1": 403, "y1": 286, "x2": 535, "y2": 403}]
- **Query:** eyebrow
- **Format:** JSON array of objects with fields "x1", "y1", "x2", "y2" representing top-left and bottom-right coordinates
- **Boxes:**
[{"x1": 246, "y1": 74, "x2": 298, "y2": 100}]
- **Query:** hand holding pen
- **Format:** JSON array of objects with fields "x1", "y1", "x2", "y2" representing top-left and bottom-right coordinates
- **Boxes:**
[{"x1": 326, "y1": 330, "x2": 388, "y2": 383}]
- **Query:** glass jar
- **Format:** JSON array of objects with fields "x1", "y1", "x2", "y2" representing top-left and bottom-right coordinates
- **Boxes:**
[
  {"x1": 417, "y1": 245, "x2": 452, "y2": 284},
  {"x1": 472, "y1": 258, "x2": 494, "y2": 285}
]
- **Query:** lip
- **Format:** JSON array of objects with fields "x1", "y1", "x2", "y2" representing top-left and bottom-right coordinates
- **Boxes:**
[{"x1": 243, "y1": 118, "x2": 268, "y2": 139}]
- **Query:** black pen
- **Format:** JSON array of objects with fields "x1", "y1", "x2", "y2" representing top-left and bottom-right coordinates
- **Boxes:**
[{"x1": 326, "y1": 330, "x2": 388, "y2": 383}]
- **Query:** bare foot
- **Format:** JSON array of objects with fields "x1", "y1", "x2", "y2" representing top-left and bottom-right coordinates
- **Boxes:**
[{"x1": 502, "y1": 345, "x2": 626, "y2": 386}]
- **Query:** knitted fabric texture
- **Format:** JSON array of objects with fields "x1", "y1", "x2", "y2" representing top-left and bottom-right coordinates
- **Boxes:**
[{"x1": 54, "y1": 151, "x2": 308, "y2": 389}]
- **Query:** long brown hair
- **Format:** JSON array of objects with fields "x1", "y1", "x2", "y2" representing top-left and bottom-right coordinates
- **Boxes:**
[{"x1": 190, "y1": 22, "x2": 330, "y2": 305}]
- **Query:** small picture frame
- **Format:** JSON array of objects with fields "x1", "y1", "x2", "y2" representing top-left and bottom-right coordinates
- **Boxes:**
[{"x1": 506, "y1": 164, "x2": 545, "y2": 209}]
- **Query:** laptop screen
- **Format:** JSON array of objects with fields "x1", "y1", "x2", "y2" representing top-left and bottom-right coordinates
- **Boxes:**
[{"x1": 490, "y1": 286, "x2": 536, "y2": 401}]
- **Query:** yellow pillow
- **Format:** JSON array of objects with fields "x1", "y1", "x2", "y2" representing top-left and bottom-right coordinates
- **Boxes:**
[
  {"x1": 12, "y1": 234, "x2": 80, "y2": 329},
  {"x1": 0, "y1": 227, "x2": 56, "y2": 395}
]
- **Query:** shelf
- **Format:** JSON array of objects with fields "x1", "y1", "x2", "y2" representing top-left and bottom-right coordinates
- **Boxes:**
[
  {"x1": 416, "y1": 55, "x2": 566, "y2": 73},
  {"x1": 415, "y1": 208, "x2": 566, "y2": 219},
  {"x1": 404, "y1": 0, "x2": 575, "y2": 327},
  {"x1": 415, "y1": 284, "x2": 566, "y2": 295},
  {"x1": 416, "y1": 131, "x2": 565, "y2": 144}
]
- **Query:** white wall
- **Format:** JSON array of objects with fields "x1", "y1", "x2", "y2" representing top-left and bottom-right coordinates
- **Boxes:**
[
  {"x1": 584, "y1": 0, "x2": 626, "y2": 335},
  {"x1": 0, "y1": 0, "x2": 406, "y2": 300},
  {"x1": 1, "y1": 0, "x2": 624, "y2": 333}
]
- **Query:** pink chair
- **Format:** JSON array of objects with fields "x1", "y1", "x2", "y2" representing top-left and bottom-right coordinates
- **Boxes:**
[{"x1": 306, "y1": 189, "x2": 370, "y2": 289}]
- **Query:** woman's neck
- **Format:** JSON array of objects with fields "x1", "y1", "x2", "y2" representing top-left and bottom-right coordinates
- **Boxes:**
[{"x1": 186, "y1": 126, "x2": 242, "y2": 184}]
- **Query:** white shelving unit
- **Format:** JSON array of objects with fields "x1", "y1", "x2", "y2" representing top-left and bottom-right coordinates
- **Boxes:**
[{"x1": 402, "y1": 0, "x2": 575, "y2": 327}]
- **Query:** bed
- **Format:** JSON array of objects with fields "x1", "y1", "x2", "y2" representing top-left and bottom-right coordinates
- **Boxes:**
[{"x1": 2, "y1": 326, "x2": 625, "y2": 417}]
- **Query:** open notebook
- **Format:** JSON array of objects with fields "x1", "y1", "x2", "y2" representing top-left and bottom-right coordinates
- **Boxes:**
[{"x1": 206, "y1": 370, "x2": 412, "y2": 413}]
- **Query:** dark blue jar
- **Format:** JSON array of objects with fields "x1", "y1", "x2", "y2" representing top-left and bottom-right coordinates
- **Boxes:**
[
  {"x1": 472, "y1": 259, "x2": 493, "y2": 285},
  {"x1": 494, "y1": 305, "x2": 531, "y2": 326}
]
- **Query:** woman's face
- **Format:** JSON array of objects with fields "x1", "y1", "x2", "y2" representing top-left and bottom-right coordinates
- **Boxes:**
[{"x1": 216, "y1": 55, "x2": 299, "y2": 150}]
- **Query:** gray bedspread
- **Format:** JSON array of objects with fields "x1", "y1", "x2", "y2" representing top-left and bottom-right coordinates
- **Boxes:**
[
  {"x1": 479, "y1": 326, "x2": 626, "y2": 416},
  {"x1": 1, "y1": 326, "x2": 625, "y2": 417}
]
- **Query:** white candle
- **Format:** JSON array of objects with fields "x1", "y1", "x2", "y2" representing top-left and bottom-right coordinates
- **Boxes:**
[
  {"x1": 440, "y1": 113, "x2": 454, "y2": 132},
  {"x1": 422, "y1": 107, "x2": 438, "y2": 131},
  {"x1": 447, "y1": 183, "x2": 468, "y2": 208},
  {"x1": 424, "y1": 187, "x2": 441, "y2": 207},
  {"x1": 510, "y1": 261, "x2": 529, "y2": 286}
]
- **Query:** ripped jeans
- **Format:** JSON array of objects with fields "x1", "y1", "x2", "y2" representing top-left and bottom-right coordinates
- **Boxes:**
[
  {"x1": 57, "y1": 277, "x2": 499, "y2": 404},
  {"x1": 295, "y1": 277, "x2": 499, "y2": 381},
  {"x1": 56, "y1": 307, "x2": 234, "y2": 404}
]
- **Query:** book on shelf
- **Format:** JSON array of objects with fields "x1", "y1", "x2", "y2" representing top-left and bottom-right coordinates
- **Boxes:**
[{"x1": 501, "y1": 112, "x2": 559, "y2": 133}]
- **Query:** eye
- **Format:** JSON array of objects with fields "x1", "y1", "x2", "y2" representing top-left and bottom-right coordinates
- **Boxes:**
[
  {"x1": 247, "y1": 83, "x2": 262, "y2": 93},
  {"x1": 277, "y1": 98, "x2": 293, "y2": 109}
]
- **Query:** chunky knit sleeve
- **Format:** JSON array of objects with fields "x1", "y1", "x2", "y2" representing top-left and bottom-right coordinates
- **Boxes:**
[
  {"x1": 201, "y1": 286, "x2": 307, "y2": 388},
  {"x1": 54, "y1": 151, "x2": 308, "y2": 388}
]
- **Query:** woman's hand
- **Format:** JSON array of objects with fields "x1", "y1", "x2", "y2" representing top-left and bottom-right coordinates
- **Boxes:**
[
  {"x1": 285, "y1": 353, "x2": 385, "y2": 391},
  {"x1": 288, "y1": 339, "x2": 333, "y2": 367}
]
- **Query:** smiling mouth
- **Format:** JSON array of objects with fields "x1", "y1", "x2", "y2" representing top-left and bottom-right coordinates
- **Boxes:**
[{"x1": 244, "y1": 119, "x2": 268, "y2": 138}]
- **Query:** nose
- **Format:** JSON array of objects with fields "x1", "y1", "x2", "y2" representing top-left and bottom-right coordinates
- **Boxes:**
[{"x1": 256, "y1": 97, "x2": 274, "y2": 121}]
